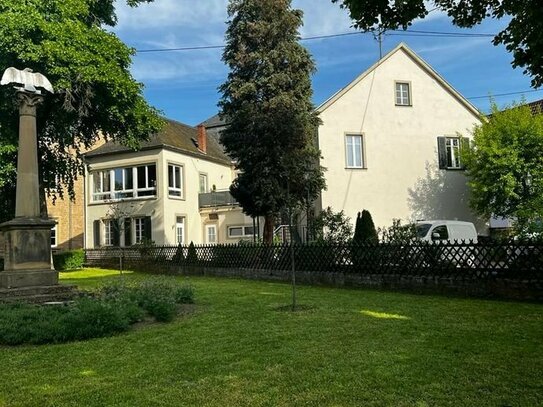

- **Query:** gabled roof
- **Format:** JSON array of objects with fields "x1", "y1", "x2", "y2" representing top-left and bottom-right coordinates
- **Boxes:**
[
  {"x1": 85, "y1": 118, "x2": 231, "y2": 165},
  {"x1": 316, "y1": 42, "x2": 481, "y2": 118}
]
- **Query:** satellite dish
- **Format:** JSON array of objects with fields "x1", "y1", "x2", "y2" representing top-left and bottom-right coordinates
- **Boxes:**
[{"x1": 1, "y1": 67, "x2": 54, "y2": 94}]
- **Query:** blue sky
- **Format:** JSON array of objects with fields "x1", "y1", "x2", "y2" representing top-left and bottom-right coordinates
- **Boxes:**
[{"x1": 113, "y1": 0, "x2": 543, "y2": 126}]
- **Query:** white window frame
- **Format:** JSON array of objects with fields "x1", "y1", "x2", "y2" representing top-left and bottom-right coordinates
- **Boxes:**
[
  {"x1": 227, "y1": 225, "x2": 255, "y2": 238},
  {"x1": 206, "y1": 224, "x2": 217, "y2": 244},
  {"x1": 345, "y1": 134, "x2": 364, "y2": 169},
  {"x1": 395, "y1": 81, "x2": 411, "y2": 106},
  {"x1": 176, "y1": 216, "x2": 185, "y2": 245},
  {"x1": 51, "y1": 223, "x2": 58, "y2": 248},
  {"x1": 446, "y1": 137, "x2": 462, "y2": 169},
  {"x1": 168, "y1": 164, "x2": 184, "y2": 198},
  {"x1": 134, "y1": 217, "x2": 145, "y2": 244},
  {"x1": 199, "y1": 173, "x2": 208, "y2": 193},
  {"x1": 92, "y1": 163, "x2": 157, "y2": 202},
  {"x1": 104, "y1": 219, "x2": 113, "y2": 246}
]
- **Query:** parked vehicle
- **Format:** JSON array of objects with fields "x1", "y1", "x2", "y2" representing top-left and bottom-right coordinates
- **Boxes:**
[{"x1": 416, "y1": 220, "x2": 478, "y2": 243}]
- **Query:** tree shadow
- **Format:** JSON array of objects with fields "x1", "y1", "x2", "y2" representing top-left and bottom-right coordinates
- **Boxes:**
[{"x1": 408, "y1": 162, "x2": 474, "y2": 222}]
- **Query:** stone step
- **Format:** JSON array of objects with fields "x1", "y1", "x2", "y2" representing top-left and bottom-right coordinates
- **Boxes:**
[{"x1": 0, "y1": 284, "x2": 78, "y2": 304}]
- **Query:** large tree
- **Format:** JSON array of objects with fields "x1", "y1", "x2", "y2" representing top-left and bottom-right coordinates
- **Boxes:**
[
  {"x1": 463, "y1": 102, "x2": 543, "y2": 230},
  {"x1": 332, "y1": 0, "x2": 543, "y2": 88},
  {"x1": 219, "y1": 0, "x2": 326, "y2": 244},
  {"x1": 0, "y1": 0, "x2": 162, "y2": 220}
]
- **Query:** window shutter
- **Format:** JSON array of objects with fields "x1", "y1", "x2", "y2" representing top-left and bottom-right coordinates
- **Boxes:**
[
  {"x1": 112, "y1": 221, "x2": 120, "y2": 247},
  {"x1": 124, "y1": 218, "x2": 132, "y2": 246},
  {"x1": 437, "y1": 137, "x2": 447, "y2": 169},
  {"x1": 460, "y1": 138, "x2": 470, "y2": 169},
  {"x1": 144, "y1": 216, "x2": 152, "y2": 241},
  {"x1": 93, "y1": 220, "x2": 101, "y2": 247}
]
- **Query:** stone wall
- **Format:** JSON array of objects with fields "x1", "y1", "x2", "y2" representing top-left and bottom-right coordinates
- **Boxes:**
[{"x1": 128, "y1": 264, "x2": 543, "y2": 302}]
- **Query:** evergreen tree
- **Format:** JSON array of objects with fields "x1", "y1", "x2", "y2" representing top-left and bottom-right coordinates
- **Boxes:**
[
  {"x1": 219, "y1": 0, "x2": 325, "y2": 244},
  {"x1": 353, "y1": 209, "x2": 378, "y2": 244}
]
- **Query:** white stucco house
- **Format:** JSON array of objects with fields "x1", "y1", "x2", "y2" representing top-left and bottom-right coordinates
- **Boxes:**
[
  {"x1": 315, "y1": 42, "x2": 484, "y2": 232},
  {"x1": 84, "y1": 119, "x2": 259, "y2": 248}
]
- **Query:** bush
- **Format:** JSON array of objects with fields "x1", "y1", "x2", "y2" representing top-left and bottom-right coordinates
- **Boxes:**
[
  {"x1": 53, "y1": 249, "x2": 85, "y2": 270},
  {"x1": 0, "y1": 277, "x2": 195, "y2": 345},
  {"x1": 185, "y1": 242, "x2": 198, "y2": 265},
  {"x1": 353, "y1": 210, "x2": 378, "y2": 244}
]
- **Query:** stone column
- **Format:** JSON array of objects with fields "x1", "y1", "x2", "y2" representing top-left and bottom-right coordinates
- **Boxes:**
[
  {"x1": 0, "y1": 90, "x2": 57, "y2": 288},
  {"x1": 15, "y1": 91, "x2": 42, "y2": 217}
]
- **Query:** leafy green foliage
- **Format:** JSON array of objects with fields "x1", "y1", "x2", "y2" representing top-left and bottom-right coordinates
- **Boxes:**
[
  {"x1": 186, "y1": 242, "x2": 198, "y2": 265},
  {"x1": 332, "y1": 0, "x2": 543, "y2": 88},
  {"x1": 463, "y1": 102, "x2": 543, "y2": 228},
  {"x1": 353, "y1": 210, "x2": 378, "y2": 244},
  {"x1": 0, "y1": 277, "x2": 194, "y2": 345},
  {"x1": 219, "y1": 0, "x2": 326, "y2": 242},
  {"x1": 0, "y1": 0, "x2": 162, "y2": 217},
  {"x1": 310, "y1": 207, "x2": 353, "y2": 244},
  {"x1": 378, "y1": 219, "x2": 418, "y2": 243},
  {"x1": 53, "y1": 249, "x2": 85, "y2": 270}
]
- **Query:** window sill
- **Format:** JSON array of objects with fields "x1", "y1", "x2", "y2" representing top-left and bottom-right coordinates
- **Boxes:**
[
  {"x1": 442, "y1": 167, "x2": 465, "y2": 171},
  {"x1": 345, "y1": 167, "x2": 367, "y2": 170},
  {"x1": 168, "y1": 195, "x2": 186, "y2": 201},
  {"x1": 395, "y1": 104, "x2": 412, "y2": 107},
  {"x1": 89, "y1": 196, "x2": 158, "y2": 205}
]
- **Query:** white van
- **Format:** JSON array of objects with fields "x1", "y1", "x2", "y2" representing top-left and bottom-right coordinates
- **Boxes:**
[{"x1": 415, "y1": 220, "x2": 478, "y2": 243}]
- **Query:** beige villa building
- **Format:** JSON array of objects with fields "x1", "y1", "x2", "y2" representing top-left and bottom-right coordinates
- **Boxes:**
[
  {"x1": 316, "y1": 43, "x2": 484, "y2": 231},
  {"x1": 83, "y1": 120, "x2": 258, "y2": 248}
]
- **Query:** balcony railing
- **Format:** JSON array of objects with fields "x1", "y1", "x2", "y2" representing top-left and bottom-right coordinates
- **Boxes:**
[{"x1": 199, "y1": 190, "x2": 238, "y2": 208}]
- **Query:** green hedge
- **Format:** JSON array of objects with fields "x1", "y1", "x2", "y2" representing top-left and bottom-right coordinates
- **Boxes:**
[{"x1": 53, "y1": 249, "x2": 85, "y2": 271}]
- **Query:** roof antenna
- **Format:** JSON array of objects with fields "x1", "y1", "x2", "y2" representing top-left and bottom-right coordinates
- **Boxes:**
[{"x1": 371, "y1": 15, "x2": 385, "y2": 60}]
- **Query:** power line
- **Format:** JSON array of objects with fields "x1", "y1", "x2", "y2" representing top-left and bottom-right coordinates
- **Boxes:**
[
  {"x1": 467, "y1": 89, "x2": 543, "y2": 100},
  {"x1": 135, "y1": 29, "x2": 497, "y2": 53}
]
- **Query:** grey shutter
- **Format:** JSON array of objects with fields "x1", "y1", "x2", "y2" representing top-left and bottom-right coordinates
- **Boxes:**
[
  {"x1": 112, "y1": 221, "x2": 120, "y2": 247},
  {"x1": 460, "y1": 138, "x2": 470, "y2": 170},
  {"x1": 93, "y1": 220, "x2": 101, "y2": 247},
  {"x1": 124, "y1": 218, "x2": 132, "y2": 247},
  {"x1": 437, "y1": 137, "x2": 447, "y2": 169},
  {"x1": 144, "y1": 216, "x2": 152, "y2": 241}
]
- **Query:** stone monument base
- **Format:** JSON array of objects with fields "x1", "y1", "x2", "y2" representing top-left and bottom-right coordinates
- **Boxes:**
[
  {"x1": 0, "y1": 269, "x2": 58, "y2": 289},
  {"x1": 0, "y1": 284, "x2": 77, "y2": 304},
  {"x1": 0, "y1": 217, "x2": 58, "y2": 289}
]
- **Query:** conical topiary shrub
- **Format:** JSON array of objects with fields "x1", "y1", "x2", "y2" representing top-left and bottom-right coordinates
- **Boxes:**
[{"x1": 354, "y1": 209, "x2": 378, "y2": 244}]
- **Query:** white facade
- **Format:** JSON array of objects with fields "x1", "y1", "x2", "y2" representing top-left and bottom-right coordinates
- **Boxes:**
[
  {"x1": 317, "y1": 43, "x2": 485, "y2": 232},
  {"x1": 84, "y1": 128, "x2": 261, "y2": 248}
]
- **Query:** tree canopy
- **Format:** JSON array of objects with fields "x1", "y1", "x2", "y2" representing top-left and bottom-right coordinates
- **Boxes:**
[
  {"x1": 0, "y1": 0, "x2": 162, "y2": 219},
  {"x1": 463, "y1": 102, "x2": 543, "y2": 230},
  {"x1": 332, "y1": 0, "x2": 543, "y2": 88},
  {"x1": 219, "y1": 0, "x2": 326, "y2": 243}
]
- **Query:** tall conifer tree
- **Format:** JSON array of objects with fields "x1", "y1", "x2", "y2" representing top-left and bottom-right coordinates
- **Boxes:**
[{"x1": 219, "y1": 0, "x2": 325, "y2": 244}]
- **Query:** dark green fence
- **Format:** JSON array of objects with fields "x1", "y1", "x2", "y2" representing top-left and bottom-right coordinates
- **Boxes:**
[{"x1": 85, "y1": 241, "x2": 543, "y2": 281}]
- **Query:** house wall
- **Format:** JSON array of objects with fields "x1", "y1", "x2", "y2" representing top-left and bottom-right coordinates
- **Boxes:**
[
  {"x1": 318, "y1": 47, "x2": 484, "y2": 232},
  {"x1": 85, "y1": 147, "x2": 249, "y2": 247}
]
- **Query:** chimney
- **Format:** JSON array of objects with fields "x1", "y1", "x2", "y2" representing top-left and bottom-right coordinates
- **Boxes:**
[{"x1": 197, "y1": 124, "x2": 207, "y2": 154}]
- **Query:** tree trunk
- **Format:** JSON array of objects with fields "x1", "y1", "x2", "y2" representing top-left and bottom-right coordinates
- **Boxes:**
[{"x1": 263, "y1": 215, "x2": 275, "y2": 245}]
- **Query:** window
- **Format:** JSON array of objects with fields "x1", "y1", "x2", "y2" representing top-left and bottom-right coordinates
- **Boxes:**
[
  {"x1": 395, "y1": 82, "x2": 411, "y2": 106},
  {"x1": 51, "y1": 223, "x2": 57, "y2": 248},
  {"x1": 92, "y1": 164, "x2": 156, "y2": 202},
  {"x1": 104, "y1": 220, "x2": 113, "y2": 246},
  {"x1": 136, "y1": 164, "x2": 157, "y2": 197},
  {"x1": 199, "y1": 173, "x2": 208, "y2": 193},
  {"x1": 206, "y1": 224, "x2": 217, "y2": 244},
  {"x1": 345, "y1": 134, "x2": 364, "y2": 168},
  {"x1": 446, "y1": 138, "x2": 461, "y2": 169},
  {"x1": 134, "y1": 217, "x2": 145, "y2": 244},
  {"x1": 438, "y1": 136, "x2": 465, "y2": 170},
  {"x1": 431, "y1": 225, "x2": 449, "y2": 241},
  {"x1": 168, "y1": 164, "x2": 183, "y2": 198},
  {"x1": 176, "y1": 216, "x2": 185, "y2": 245},
  {"x1": 228, "y1": 225, "x2": 254, "y2": 238}
]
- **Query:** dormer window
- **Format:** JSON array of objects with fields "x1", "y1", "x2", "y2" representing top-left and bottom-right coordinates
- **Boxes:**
[{"x1": 395, "y1": 82, "x2": 411, "y2": 106}]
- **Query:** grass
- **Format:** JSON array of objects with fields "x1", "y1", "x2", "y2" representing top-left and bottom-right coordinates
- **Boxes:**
[{"x1": 0, "y1": 268, "x2": 541, "y2": 406}]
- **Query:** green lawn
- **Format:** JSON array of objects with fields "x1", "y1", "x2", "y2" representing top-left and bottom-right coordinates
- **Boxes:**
[{"x1": 0, "y1": 269, "x2": 541, "y2": 407}]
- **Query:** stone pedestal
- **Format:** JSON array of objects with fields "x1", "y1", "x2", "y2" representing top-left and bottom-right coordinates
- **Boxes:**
[{"x1": 0, "y1": 217, "x2": 57, "y2": 288}]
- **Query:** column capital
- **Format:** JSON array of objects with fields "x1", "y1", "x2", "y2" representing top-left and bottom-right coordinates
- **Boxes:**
[{"x1": 17, "y1": 91, "x2": 44, "y2": 117}]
